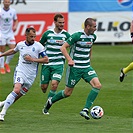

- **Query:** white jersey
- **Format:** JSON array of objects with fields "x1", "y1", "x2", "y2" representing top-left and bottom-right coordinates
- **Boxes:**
[
  {"x1": 0, "y1": 7, "x2": 17, "y2": 35},
  {"x1": 14, "y1": 41, "x2": 46, "y2": 81}
]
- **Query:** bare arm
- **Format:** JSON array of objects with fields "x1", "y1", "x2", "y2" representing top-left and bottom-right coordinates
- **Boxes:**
[
  {"x1": 0, "y1": 49, "x2": 17, "y2": 57},
  {"x1": 24, "y1": 55, "x2": 49, "y2": 64},
  {"x1": 89, "y1": 48, "x2": 92, "y2": 58},
  {"x1": 60, "y1": 42, "x2": 75, "y2": 66},
  {"x1": 13, "y1": 19, "x2": 18, "y2": 32}
]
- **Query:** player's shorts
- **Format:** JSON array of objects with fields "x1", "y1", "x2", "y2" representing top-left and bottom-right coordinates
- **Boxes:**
[
  {"x1": 14, "y1": 70, "x2": 35, "y2": 95},
  {"x1": 66, "y1": 66, "x2": 98, "y2": 88},
  {"x1": 41, "y1": 64, "x2": 64, "y2": 84},
  {"x1": 0, "y1": 34, "x2": 16, "y2": 46}
]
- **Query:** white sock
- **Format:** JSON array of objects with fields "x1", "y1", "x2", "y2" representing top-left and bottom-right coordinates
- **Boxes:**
[
  {"x1": 0, "y1": 91, "x2": 18, "y2": 115},
  {"x1": 5, "y1": 54, "x2": 14, "y2": 64},
  {"x1": 0, "y1": 52, "x2": 4, "y2": 68},
  {"x1": 0, "y1": 100, "x2": 5, "y2": 107}
]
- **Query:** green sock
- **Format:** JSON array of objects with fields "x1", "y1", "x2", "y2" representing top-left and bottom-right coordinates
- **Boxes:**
[
  {"x1": 51, "y1": 90, "x2": 66, "y2": 103},
  {"x1": 48, "y1": 90, "x2": 56, "y2": 98},
  {"x1": 84, "y1": 88, "x2": 100, "y2": 110}
]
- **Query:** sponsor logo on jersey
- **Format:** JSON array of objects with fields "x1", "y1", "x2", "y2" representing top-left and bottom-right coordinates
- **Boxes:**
[
  {"x1": 53, "y1": 73, "x2": 61, "y2": 79},
  {"x1": 55, "y1": 40, "x2": 65, "y2": 44},
  {"x1": 78, "y1": 41, "x2": 92, "y2": 45},
  {"x1": 88, "y1": 71, "x2": 96, "y2": 75}
]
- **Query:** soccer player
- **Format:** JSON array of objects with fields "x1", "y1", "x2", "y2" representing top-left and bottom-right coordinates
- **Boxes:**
[
  {"x1": 0, "y1": 27, "x2": 49, "y2": 121},
  {"x1": 0, "y1": 0, "x2": 18, "y2": 74},
  {"x1": 40, "y1": 13, "x2": 70, "y2": 113},
  {"x1": 43, "y1": 18, "x2": 102, "y2": 120},
  {"x1": 119, "y1": 16, "x2": 133, "y2": 82}
]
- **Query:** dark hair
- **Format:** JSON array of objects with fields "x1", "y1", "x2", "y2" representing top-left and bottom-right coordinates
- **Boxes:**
[
  {"x1": 54, "y1": 13, "x2": 64, "y2": 21},
  {"x1": 84, "y1": 18, "x2": 96, "y2": 28},
  {"x1": 25, "y1": 27, "x2": 36, "y2": 34}
]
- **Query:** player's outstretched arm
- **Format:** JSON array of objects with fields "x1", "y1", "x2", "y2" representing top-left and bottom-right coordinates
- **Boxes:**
[{"x1": 0, "y1": 49, "x2": 16, "y2": 57}]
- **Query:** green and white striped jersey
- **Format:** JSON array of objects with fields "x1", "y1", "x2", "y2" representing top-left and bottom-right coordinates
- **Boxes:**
[
  {"x1": 67, "y1": 30, "x2": 96, "y2": 68},
  {"x1": 40, "y1": 29, "x2": 70, "y2": 65}
]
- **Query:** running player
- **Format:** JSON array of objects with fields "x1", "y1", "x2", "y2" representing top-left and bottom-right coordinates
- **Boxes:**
[
  {"x1": 40, "y1": 13, "x2": 70, "y2": 114},
  {"x1": 43, "y1": 18, "x2": 102, "y2": 120},
  {"x1": 0, "y1": 27, "x2": 49, "y2": 121}
]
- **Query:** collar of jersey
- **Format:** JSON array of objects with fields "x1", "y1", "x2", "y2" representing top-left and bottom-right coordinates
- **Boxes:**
[
  {"x1": 25, "y1": 41, "x2": 33, "y2": 46},
  {"x1": 3, "y1": 7, "x2": 10, "y2": 12}
]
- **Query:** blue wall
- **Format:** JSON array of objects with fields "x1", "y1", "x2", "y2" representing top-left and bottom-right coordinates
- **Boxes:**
[{"x1": 69, "y1": 0, "x2": 132, "y2": 12}]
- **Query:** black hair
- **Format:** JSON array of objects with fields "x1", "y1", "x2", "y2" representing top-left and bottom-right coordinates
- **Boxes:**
[
  {"x1": 84, "y1": 18, "x2": 96, "y2": 28},
  {"x1": 54, "y1": 13, "x2": 64, "y2": 22},
  {"x1": 25, "y1": 27, "x2": 36, "y2": 34}
]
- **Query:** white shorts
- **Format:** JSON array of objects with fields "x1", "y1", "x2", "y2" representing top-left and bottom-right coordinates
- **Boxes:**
[
  {"x1": 0, "y1": 33, "x2": 16, "y2": 46},
  {"x1": 14, "y1": 70, "x2": 35, "y2": 95}
]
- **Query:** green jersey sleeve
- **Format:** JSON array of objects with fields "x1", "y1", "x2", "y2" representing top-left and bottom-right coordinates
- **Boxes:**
[
  {"x1": 67, "y1": 32, "x2": 81, "y2": 46},
  {"x1": 39, "y1": 31, "x2": 49, "y2": 46},
  {"x1": 93, "y1": 34, "x2": 97, "y2": 42}
]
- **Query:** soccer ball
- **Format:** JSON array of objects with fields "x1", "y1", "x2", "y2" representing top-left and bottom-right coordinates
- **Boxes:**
[{"x1": 90, "y1": 106, "x2": 104, "y2": 119}]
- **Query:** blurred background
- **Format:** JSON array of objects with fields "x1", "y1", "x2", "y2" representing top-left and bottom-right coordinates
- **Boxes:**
[{"x1": 0, "y1": 0, "x2": 132, "y2": 45}]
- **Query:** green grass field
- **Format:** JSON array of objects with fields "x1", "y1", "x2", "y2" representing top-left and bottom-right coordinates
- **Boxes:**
[{"x1": 0, "y1": 45, "x2": 132, "y2": 133}]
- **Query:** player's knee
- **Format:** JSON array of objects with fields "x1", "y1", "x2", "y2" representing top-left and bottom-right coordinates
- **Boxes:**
[
  {"x1": 94, "y1": 83, "x2": 102, "y2": 89},
  {"x1": 13, "y1": 84, "x2": 22, "y2": 95},
  {"x1": 13, "y1": 88, "x2": 20, "y2": 95},
  {"x1": 64, "y1": 94, "x2": 71, "y2": 98},
  {"x1": 64, "y1": 92, "x2": 71, "y2": 97},
  {"x1": 41, "y1": 85, "x2": 48, "y2": 93},
  {"x1": 51, "y1": 81, "x2": 59, "y2": 91},
  {"x1": 41, "y1": 89, "x2": 47, "y2": 93},
  {"x1": 51, "y1": 83, "x2": 58, "y2": 91},
  {"x1": 64, "y1": 87, "x2": 73, "y2": 97}
]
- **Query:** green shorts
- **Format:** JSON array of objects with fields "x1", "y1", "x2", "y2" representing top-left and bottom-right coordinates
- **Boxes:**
[
  {"x1": 41, "y1": 64, "x2": 64, "y2": 84},
  {"x1": 66, "y1": 66, "x2": 98, "y2": 88}
]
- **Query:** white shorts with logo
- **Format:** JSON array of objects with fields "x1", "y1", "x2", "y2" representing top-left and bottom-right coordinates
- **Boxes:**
[
  {"x1": 14, "y1": 70, "x2": 35, "y2": 95},
  {"x1": 0, "y1": 33, "x2": 16, "y2": 46}
]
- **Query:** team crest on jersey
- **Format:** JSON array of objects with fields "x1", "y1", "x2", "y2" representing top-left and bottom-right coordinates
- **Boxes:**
[
  {"x1": 117, "y1": 0, "x2": 133, "y2": 7},
  {"x1": 5, "y1": 18, "x2": 9, "y2": 23},
  {"x1": 48, "y1": 37, "x2": 55, "y2": 43},
  {"x1": 53, "y1": 74, "x2": 61, "y2": 79},
  {"x1": 32, "y1": 47, "x2": 35, "y2": 52},
  {"x1": 62, "y1": 37, "x2": 65, "y2": 41}
]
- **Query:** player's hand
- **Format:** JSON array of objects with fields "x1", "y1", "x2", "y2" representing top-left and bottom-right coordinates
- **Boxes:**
[
  {"x1": 68, "y1": 60, "x2": 75, "y2": 66},
  {"x1": 13, "y1": 26, "x2": 17, "y2": 32},
  {"x1": 23, "y1": 54, "x2": 34, "y2": 62},
  {"x1": 0, "y1": 53, "x2": 3, "y2": 57}
]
